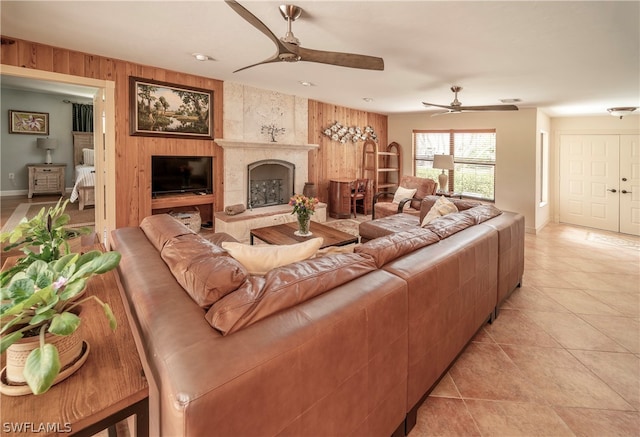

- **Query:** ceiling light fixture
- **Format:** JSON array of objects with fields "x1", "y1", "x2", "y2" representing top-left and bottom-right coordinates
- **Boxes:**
[
  {"x1": 299, "y1": 81, "x2": 314, "y2": 87},
  {"x1": 362, "y1": 97, "x2": 374, "y2": 102},
  {"x1": 607, "y1": 107, "x2": 638, "y2": 119},
  {"x1": 192, "y1": 53, "x2": 212, "y2": 61}
]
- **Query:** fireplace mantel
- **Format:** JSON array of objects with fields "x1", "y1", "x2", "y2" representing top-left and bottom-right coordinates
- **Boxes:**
[{"x1": 215, "y1": 138, "x2": 319, "y2": 151}]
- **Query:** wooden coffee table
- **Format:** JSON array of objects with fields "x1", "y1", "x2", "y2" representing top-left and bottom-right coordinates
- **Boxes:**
[{"x1": 250, "y1": 221, "x2": 358, "y2": 248}]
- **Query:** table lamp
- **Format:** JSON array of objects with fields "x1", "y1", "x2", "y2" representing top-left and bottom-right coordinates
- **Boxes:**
[
  {"x1": 37, "y1": 138, "x2": 58, "y2": 164},
  {"x1": 433, "y1": 154, "x2": 454, "y2": 193}
]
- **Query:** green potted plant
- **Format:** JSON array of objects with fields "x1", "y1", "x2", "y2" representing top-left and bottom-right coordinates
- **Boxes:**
[
  {"x1": 0, "y1": 198, "x2": 90, "y2": 286},
  {"x1": 0, "y1": 199, "x2": 121, "y2": 395}
]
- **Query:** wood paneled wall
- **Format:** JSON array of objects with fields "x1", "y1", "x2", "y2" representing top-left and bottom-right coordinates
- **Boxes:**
[
  {"x1": 308, "y1": 100, "x2": 388, "y2": 203},
  {"x1": 1, "y1": 36, "x2": 224, "y2": 228},
  {"x1": 1, "y1": 36, "x2": 388, "y2": 223}
]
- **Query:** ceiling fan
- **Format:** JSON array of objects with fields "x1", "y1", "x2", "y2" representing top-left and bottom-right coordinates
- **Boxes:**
[
  {"x1": 225, "y1": 0, "x2": 384, "y2": 72},
  {"x1": 422, "y1": 86, "x2": 519, "y2": 115}
]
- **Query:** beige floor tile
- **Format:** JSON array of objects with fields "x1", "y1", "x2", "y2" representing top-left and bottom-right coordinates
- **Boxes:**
[
  {"x1": 569, "y1": 350, "x2": 640, "y2": 411},
  {"x1": 464, "y1": 399, "x2": 575, "y2": 437},
  {"x1": 408, "y1": 397, "x2": 481, "y2": 437},
  {"x1": 529, "y1": 311, "x2": 629, "y2": 352},
  {"x1": 578, "y1": 314, "x2": 640, "y2": 354},
  {"x1": 429, "y1": 373, "x2": 461, "y2": 399},
  {"x1": 582, "y1": 289, "x2": 640, "y2": 317},
  {"x1": 484, "y1": 308, "x2": 561, "y2": 347},
  {"x1": 501, "y1": 344, "x2": 634, "y2": 411},
  {"x1": 449, "y1": 342, "x2": 544, "y2": 403},
  {"x1": 553, "y1": 407, "x2": 640, "y2": 437},
  {"x1": 538, "y1": 287, "x2": 624, "y2": 316},
  {"x1": 501, "y1": 285, "x2": 571, "y2": 313}
]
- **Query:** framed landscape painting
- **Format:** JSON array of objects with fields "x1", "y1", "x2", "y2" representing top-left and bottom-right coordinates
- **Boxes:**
[
  {"x1": 9, "y1": 110, "x2": 49, "y2": 135},
  {"x1": 129, "y1": 77, "x2": 213, "y2": 139}
]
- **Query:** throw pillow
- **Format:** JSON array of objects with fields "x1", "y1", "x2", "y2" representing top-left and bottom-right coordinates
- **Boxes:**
[
  {"x1": 222, "y1": 237, "x2": 324, "y2": 275},
  {"x1": 392, "y1": 186, "x2": 418, "y2": 210},
  {"x1": 82, "y1": 148, "x2": 95, "y2": 166},
  {"x1": 421, "y1": 195, "x2": 459, "y2": 227}
]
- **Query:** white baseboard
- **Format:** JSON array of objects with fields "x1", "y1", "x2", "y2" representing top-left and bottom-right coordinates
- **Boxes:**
[{"x1": 1, "y1": 189, "x2": 28, "y2": 197}]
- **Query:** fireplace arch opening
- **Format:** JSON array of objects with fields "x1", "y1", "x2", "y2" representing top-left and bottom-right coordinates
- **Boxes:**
[{"x1": 247, "y1": 159, "x2": 295, "y2": 208}]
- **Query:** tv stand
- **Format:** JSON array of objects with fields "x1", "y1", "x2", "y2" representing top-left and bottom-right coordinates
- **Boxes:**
[{"x1": 151, "y1": 193, "x2": 215, "y2": 229}]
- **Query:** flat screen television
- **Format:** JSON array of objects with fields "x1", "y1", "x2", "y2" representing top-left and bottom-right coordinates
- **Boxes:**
[{"x1": 152, "y1": 155, "x2": 213, "y2": 196}]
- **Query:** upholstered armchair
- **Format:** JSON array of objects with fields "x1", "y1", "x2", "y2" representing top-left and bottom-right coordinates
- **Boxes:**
[{"x1": 372, "y1": 175, "x2": 437, "y2": 219}]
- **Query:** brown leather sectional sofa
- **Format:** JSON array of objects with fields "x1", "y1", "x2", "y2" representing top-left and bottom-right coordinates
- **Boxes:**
[{"x1": 111, "y1": 198, "x2": 524, "y2": 436}]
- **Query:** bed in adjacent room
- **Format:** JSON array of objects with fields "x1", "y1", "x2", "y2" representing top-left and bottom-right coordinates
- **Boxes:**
[{"x1": 70, "y1": 132, "x2": 95, "y2": 210}]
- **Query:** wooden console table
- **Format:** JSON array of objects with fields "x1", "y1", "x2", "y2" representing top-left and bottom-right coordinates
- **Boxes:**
[{"x1": 0, "y1": 249, "x2": 149, "y2": 437}]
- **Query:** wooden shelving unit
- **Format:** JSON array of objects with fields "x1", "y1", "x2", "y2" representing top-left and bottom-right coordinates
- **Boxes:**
[{"x1": 362, "y1": 140, "x2": 402, "y2": 194}]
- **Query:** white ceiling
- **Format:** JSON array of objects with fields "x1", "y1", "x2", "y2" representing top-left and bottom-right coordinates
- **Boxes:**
[{"x1": 1, "y1": 0, "x2": 639, "y2": 117}]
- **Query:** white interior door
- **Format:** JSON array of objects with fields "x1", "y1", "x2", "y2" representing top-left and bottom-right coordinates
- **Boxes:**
[
  {"x1": 619, "y1": 135, "x2": 640, "y2": 236},
  {"x1": 559, "y1": 135, "x2": 620, "y2": 232}
]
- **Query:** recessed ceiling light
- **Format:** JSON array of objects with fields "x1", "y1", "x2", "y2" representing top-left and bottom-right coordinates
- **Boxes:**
[
  {"x1": 192, "y1": 53, "x2": 213, "y2": 61},
  {"x1": 299, "y1": 81, "x2": 315, "y2": 87},
  {"x1": 362, "y1": 97, "x2": 374, "y2": 102},
  {"x1": 500, "y1": 98, "x2": 521, "y2": 104}
]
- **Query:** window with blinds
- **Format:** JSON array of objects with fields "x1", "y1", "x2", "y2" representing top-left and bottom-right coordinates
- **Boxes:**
[{"x1": 413, "y1": 129, "x2": 496, "y2": 200}]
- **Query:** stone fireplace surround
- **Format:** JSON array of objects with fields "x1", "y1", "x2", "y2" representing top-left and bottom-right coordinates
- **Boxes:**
[{"x1": 214, "y1": 138, "x2": 326, "y2": 242}]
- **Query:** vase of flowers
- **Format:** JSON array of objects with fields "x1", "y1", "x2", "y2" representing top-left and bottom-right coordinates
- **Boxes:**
[{"x1": 289, "y1": 194, "x2": 319, "y2": 237}]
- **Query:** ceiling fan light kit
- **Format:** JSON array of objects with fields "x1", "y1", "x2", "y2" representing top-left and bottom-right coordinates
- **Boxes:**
[
  {"x1": 607, "y1": 107, "x2": 638, "y2": 119},
  {"x1": 423, "y1": 86, "x2": 520, "y2": 115},
  {"x1": 226, "y1": 0, "x2": 384, "y2": 72}
]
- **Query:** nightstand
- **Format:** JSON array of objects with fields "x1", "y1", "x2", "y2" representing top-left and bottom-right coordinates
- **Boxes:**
[{"x1": 27, "y1": 163, "x2": 66, "y2": 198}]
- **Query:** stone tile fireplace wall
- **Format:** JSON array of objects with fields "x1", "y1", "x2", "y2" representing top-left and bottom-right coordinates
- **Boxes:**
[{"x1": 219, "y1": 83, "x2": 317, "y2": 208}]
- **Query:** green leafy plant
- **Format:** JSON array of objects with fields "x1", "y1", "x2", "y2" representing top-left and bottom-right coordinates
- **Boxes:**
[
  {"x1": 0, "y1": 198, "x2": 90, "y2": 286},
  {"x1": 0, "y1": 198, "x2": 121, "y2": 394}
]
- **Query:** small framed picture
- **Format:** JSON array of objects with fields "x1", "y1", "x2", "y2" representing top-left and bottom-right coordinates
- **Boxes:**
[
  {"x1": 129, "y1": 76, "x2": 213, "y2": 139},
  {"x1": 9, "y1": 110, "x2": 49, "y2": 135}
]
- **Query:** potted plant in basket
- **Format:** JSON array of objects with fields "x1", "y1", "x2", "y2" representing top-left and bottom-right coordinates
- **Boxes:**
[{"x1": 0, "y1": 198, "x2": 121, "y2": 395}]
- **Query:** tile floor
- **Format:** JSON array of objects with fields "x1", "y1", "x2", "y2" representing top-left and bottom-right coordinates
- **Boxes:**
[{"x1": 409, "y1": 223, "x2": 640, "y2": 437}]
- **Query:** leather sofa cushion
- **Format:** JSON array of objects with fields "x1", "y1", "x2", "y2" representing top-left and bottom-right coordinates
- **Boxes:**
[
  {"x1": 359, "y1": 213, "x2": 420, "y2": 241},
  {"x1": 422, "y1": 211, "x2": 476, "y2": 239},
  {"x1": 205, "y1": 253, "x2": 377, "y2": 335},
  {"x1": 419, "y1": 196, "x2": 483, "y2": 223},
  {"x1": 141, "y1": 213, "x2": 196, "y2": 251},
  {"x1": 355, "y1": 227, "x2": 440, "y2": 268},
  {"x1": 461, "y1": 204, "x2": 503, "y2": 224},
  {"x1": 161, "y1": 233, "x2": 248, "y2": 309}
]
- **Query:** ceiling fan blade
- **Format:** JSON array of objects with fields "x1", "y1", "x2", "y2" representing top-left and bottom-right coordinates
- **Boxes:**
[
  {"x1": 233, "y1": 54, "x2": 282, "y2": 73},
  {"x1": 296, "y1": 46, "x2": 384, "y2": 71},
  {"x1": 430, "y1": 111, "x2": 456, "y2": 117},
  {"x1": 422, "y1": 102, "x2": 454, "y2": 110},
  {"x1": 225, "y1": 0, "x2": 288, "y2": 52},
  {"x1": 457, "y1": 105, "x2": 519, "y2": 111}
]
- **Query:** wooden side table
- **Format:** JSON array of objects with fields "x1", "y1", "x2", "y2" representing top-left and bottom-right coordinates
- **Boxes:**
[
  {"x1": 0, "y1": 248, "x2": 149, "y2": 437},
  {"x1": 329, "y1": 179, "x2": 354, "y2": 219},
  {"x1": 27, "y1": 163, "x2": 66, "y2": 198},
  {"x1": 436, "y1": 191, "x2": 463, "y2": 199}
]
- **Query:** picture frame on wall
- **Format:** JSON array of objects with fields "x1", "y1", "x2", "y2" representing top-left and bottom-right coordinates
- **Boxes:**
[
  {"x1": 129, "y1": 76, "x2": 213, "y2": 139},
  {"x1": 8, "y1": 110, "x2": 49, "y2": 135}
]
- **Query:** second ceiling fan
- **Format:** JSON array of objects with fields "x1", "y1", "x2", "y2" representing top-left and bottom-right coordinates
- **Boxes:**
[
  {"x1": 225, "y1": 0, "x2": 384, "y2": 72},
  {"x1": 423, "y1": 86, "x2": 519, "y2": 115}
]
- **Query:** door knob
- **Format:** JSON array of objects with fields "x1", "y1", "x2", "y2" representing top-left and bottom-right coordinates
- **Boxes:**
[
  {"x1": 621, "y1": 190, "x2": 632, "y2": 194},
  {"x1": 607, "y1": 188, "x2": 617, "y2": 193},
  {"x1": 622, "y1": 177, "x2": 628, "y2": 181}
]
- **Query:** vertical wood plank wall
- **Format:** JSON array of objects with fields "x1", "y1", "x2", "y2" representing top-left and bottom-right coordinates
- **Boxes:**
[
  {"x1": 308, "y1": 100, "x2": 388, "y2": 203},
  {"x1": 2, "y1": 36, "x2": 388, "y2": 225}
]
